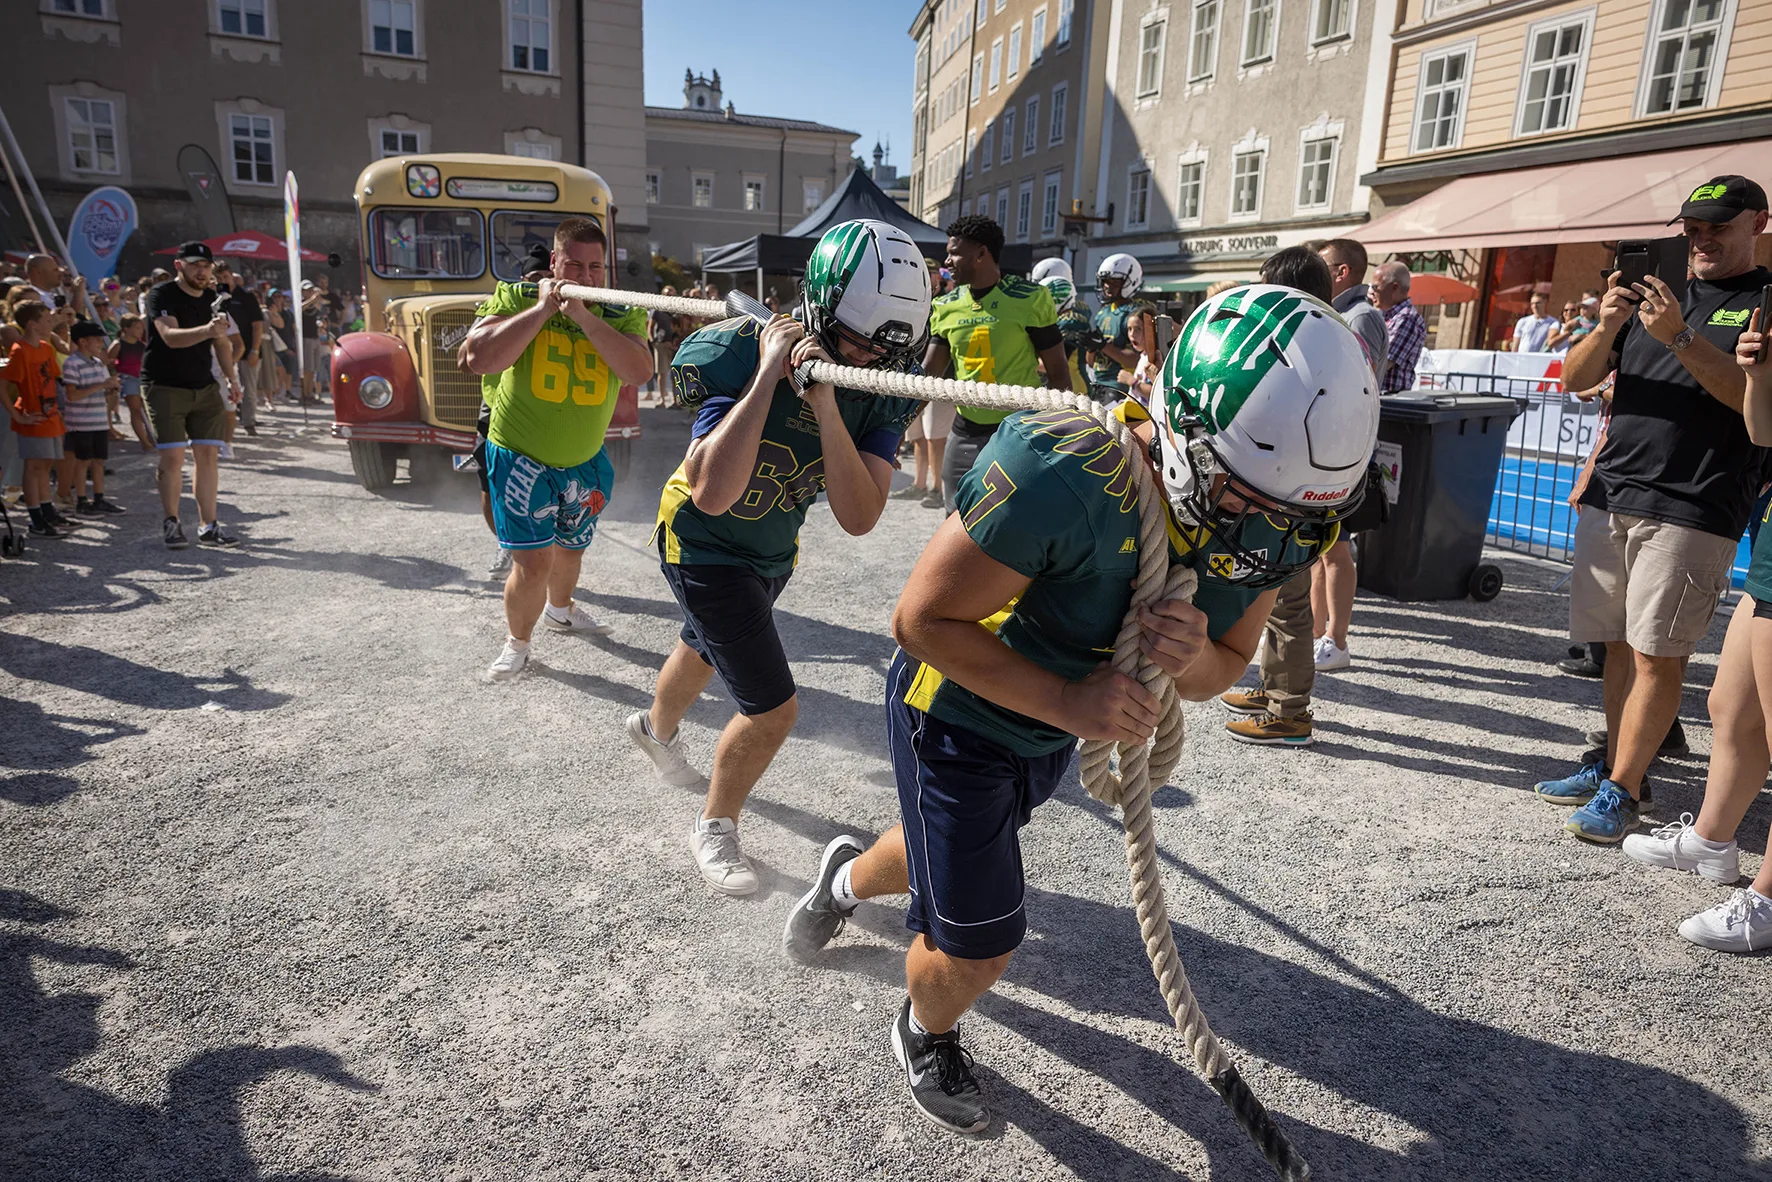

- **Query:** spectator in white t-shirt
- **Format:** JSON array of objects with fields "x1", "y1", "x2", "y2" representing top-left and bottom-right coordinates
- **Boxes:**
[{"x1": 1512, "y1": 291, "x2": 1560, "y2": 352}]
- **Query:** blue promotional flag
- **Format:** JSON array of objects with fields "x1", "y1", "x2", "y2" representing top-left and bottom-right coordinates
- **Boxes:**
[{"x1": 65, "y1": 185, "x2": 138, "y2": 288}]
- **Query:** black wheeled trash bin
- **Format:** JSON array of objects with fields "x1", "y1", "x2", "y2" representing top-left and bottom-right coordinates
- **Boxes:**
[{"x1": 1354, "y1": 392, "x2": 1522, "y2": 602}]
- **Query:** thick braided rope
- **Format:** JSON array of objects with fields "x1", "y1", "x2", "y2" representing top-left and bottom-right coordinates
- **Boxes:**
[
  {"x1": 794, "y1": 360, "x2": 1309, "y2": 1180},
  {"x1": 554, "y1": 284, "x2": 726, "y2": 321}
]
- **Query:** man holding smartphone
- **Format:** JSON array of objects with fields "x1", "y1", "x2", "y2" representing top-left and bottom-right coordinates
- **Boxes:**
[{"x1": 1539, "y1": 174, "x2": 1770, "y2": 844}]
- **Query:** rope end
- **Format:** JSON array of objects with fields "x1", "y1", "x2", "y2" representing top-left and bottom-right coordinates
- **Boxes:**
[{"x1": 1209, "y1": 1066, "x2": 1311, "y2": 1181}]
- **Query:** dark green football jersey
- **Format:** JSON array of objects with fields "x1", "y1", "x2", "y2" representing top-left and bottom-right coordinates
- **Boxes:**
[
  {"x1": 1090, "y1": 300, "x2": 1141, "y2": 391},
  {"x1": 655, "y1": 317, "x2": 923, "y2": 577},
  {"x1": 902, "y1": 406, "x2": 1308, "y2": 755},
  {"x1": 928, "y1": 276, "x2": 1058, "y2": 426}
]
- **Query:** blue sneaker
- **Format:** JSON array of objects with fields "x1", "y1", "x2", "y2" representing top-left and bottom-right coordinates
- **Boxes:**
[
  {"x1": 1535, "y1": 761, "x2": 1604, "y2": 805},
  {"x1": 1565, "y1": 781, "x2": 1640, "y2": 844}
]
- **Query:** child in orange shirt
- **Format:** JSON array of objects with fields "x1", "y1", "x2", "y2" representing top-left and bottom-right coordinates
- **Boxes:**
[{"x1": 4, "y1": 301, "x2": 68, "y2": 537}]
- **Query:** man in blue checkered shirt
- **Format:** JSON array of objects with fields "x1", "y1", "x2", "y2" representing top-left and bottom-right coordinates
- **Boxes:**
[{"x1": 1371, "y1": 261, "x2": 1428, "y2": 393}]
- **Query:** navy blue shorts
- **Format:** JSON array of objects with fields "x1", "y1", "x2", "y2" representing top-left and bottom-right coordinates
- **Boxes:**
[
  {"x1": 887, "y1": 651, "x2": 1075, "y2": 960},
  {"x1": 659, "y1": 543, "x2": 796, "y2": 716}
]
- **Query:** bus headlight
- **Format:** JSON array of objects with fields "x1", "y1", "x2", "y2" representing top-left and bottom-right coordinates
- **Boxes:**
[{"x1": 358, "y1": 376, "x2": 393, "y2": 410}]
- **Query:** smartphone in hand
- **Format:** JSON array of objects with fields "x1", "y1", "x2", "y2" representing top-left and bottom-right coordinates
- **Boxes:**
[
  {"x1": 1614, "y1": 237, "x2": 1688, "y2": 292},
  {"x1": 1758, "y1": 285, "x2": 1771, "y2": 365}
]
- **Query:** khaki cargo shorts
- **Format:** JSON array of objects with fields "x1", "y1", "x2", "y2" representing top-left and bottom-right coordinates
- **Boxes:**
[
  {"x1": 1568, "y1": 508, "x2": 1736, "y2": 658},
  {"x1": 144, "y1": 382, "x2": 226, "y2": 449},
  {"x1": 903, "y1": 399, "x2": 956, "y2": 445}
]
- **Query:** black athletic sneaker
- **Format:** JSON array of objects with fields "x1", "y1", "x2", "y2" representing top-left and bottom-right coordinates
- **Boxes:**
[
  {"x1": 782, "y1": 835, "x2": 863, "y2": 963},
  {"x1": 163, "y1": 517, "x2": 189, "y2": 549},
  {"x1": 891, "y1": 997, "x2": 989, "y2": 1134},
  {"x1": 76, "y1": 497, "x2": 99, "y2": 516},
  {"x1": 93, "y1": 496, "x2": 126, "y2": 515},
  {"x1": 27, "y1": 517, "x2": 60, "y2": 539},
  {"x1": 197, "y1": 522, "x2": 240, "y2": 548}
]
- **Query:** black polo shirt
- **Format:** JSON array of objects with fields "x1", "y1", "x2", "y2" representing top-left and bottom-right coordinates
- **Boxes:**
[
  {"x1": 143, "y1": 279, "x2": 220, "y2": 390},
  {"x1": 1580, "y1": 266, "x2": 1771, "y2": 540},
  {"x1": 226, "y1": 284, "x2": 263, "y2": 342}
]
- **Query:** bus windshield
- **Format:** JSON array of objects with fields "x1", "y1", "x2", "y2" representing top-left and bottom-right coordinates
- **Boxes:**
[
  {"x1": 490, "y1": 210, "x2": 602, "y2": 281},
  {"x1": 369, "y1": 208, "x2": 486, "y2": 279}
]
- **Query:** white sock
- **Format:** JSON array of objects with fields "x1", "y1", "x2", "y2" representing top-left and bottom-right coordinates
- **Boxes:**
[
  {"x1": 906, "y1": 1005, "x2": 930, "y2": 1036},
  {"x1": 832, "y1": 860, "x2": 862, "y2": 909},
  {"x1": 1750, "y1": 887, "x2": 1772, "y2": 907},
  {"x1": 544, "y1": 601, "x2": 573, "y2": 622},
  {"x1": 1692, "y1": 832, "x2": 1734, "y2": 852},
  {"x1": 506, "y1": 636, "x2": 529, "y2": 651}
]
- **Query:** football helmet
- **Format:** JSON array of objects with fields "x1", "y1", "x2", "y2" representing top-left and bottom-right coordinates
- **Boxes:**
[
  {"x1": 1097, "y1": 253, "x2": 1143, "y2": 298},
  {"x1": 801, "y1": 219, "x2": 931, "y2": 368}
]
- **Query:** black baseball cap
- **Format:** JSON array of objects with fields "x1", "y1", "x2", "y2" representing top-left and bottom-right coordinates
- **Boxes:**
[
  {"x1": 175, "y1": 241, "x2": 214, "y2": 261},
  {"x1": 523, "y1": 242, "x2": 551, "y2": 274},
  {"x1": 1667, "y1": 175, "x2": 1769, "y2": 225},
  {"x1": 70, "y1": 320, "x2": 106, "y2": 343}
]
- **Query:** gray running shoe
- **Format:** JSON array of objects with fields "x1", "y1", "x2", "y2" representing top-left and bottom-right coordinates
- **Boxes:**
[
  {"x1": 782, "y1": 835, "x2": 863, "y2": 963},
  {"x1": 891, "y1": 997, "x2": 988, "y2": 1134}
]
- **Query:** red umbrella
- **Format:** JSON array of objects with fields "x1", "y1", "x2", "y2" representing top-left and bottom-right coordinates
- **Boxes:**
[
  {"x1": 154, "y1": 230, "x2": 326, "y2": 263},
  {"x1": 1407, "y1": 273, "x2": 1480, "y2": 305}
]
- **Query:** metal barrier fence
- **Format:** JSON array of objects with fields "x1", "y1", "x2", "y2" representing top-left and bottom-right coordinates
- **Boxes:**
[{"x1": 1416, "y1": 370, "x2": 1753, "y2": 585}]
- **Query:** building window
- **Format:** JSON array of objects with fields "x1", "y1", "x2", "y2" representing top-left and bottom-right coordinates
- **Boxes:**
[
  {"x1": 977, "y1": 0, "x2": 988, "y2": 25},
  {"x1": 1001, "y1": 109, "x2": 1016, "y2": 163},
  {"x1": 971, "y1": 55, "x2": 984, "y2": 105},
  {"x1": 1041, "y1": 171, "x2": 1061, "y2": 236},
  {"x1": 981, "y1": 123, "x2": 994, "y2": 171},
  {"x1": 1412, "y1": 45, "x2": 1471, "y2": 152},
  {"x1": 65, "y1": 98, "x2": 119, "y2": 175},
  {"x1": 1641, "y1": 0, "x2": 1727, "y2": 116},
  {"x1": 1008, "y1": 23, "x2": 1023, "y2": 78},
  {"x1": 1311, "y1": 0, "x2": 1350, "y2": 43},
  {"x1": 218, "y1": 0, "x2": 268, "y2": 37},
  {"x1": 803, "y1": 179, "x2": 825, "y2": 212},
  {"x1": 1189, "y1": 0, "x2": 1219, "y2": 80},
  {"x1": 645, "y1": 170, "x2": 660, "y2": 203},
  {"x1": 509, "y1": 0, "x2": 550, "y2": 72},
  {"x1": 1024, "y1": 96, "x2": 1040, "y2": 154},
  {"x1": 744, "y1": 177, "x2": 765, "y2": 211},
  {"x1": 1242, "y1": 0, "x2": 1276, "y2": 64},
  {"x1": 370, "y1": 0, "x2": 416, "y2": 55},
  {"x1": 379, "y1": 128, "x2": 420, "y2": 157},
  {"x1": 966, "y1": 130, "x2": 978, "y2": 177},
  {"x1": 51, "y1": 0, "x2": 107, "y2": 13},
  {"x1": 1137, "y1": 19, "x2": 1166, "y2": 97},
  {"x1": 1031, "y1": 6, "x2": 1047, "y2": 65},
  {"x1": 996, "y1": 187, "x2": 1010, "y2": 227},
  {"x1": 1057, "y1": 0, "x2": 1073, "y2": 46},
  {"x1": 1016, "y1": 181, "x2": 1034, "y2": 241},
  {"x1": 1177, "y1": 158, "x2": 1205, "y2": 225},
  {"x1": 509, "y1": 140, "x2": 553, "y2": 159},
  {"x1": 978, "y1": 194, "x2": 992, "y2": 217},
  {"x1": 1231, "y1": 148, "x2": 1264, "y2": 218},
  {"x1": 1296, "y1": 136, "x2": 1335, "y2": 209},
  {"x1": 989, "y1": 37, "x2": 1004, "y2": 89},
  {"x1": 1125, "y1": 166, "x2": 1151, "y2": 229},
  {"x1": 693, "y1": 173, "x2": 713, "y2": 208},
  {"x1": 1517, "y1": 15, "x2": 1591, "y2": 135},
  {"x1": 996, "y1": 0, "x2": 1007, "y2": 11},
  {"x1": 228, "y1": 112, "x2": 275, "y2": 185},
  {"x1": 1049, "y1": 83, "x2": 1068, "y2": 144}
]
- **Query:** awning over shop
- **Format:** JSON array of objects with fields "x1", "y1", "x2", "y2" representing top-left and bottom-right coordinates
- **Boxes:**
[
  {"x1": 1138, "y1": 271, "x2": 1262, "y2": 293},
  {"x1": 1354, "y1": 139, "x2": 1771, "y2": 254}
]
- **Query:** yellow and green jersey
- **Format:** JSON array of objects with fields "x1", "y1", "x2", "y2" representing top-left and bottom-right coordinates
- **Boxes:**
[
  {"x1": 903, "y1": 406, "x2": 1311, "y2": 755},
  {"x1": 655, "y1": 317, "x2": 923, "y2": 578},
  {"x1": 1090, "y1": 299, "x2": 1144, "y2": 392},
  {"x1": 477, "y1": 282, "x2": 646, "y2": 468},
  {"x1": 928, "y1": 276, "x2": 1060, "y2": 425},
  {"x1": 1058, "y1": 307, "x2": 1093, "y2": 395}
]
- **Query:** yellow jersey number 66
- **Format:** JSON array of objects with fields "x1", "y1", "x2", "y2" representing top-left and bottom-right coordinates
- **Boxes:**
[{"x1": 530, "y1": 327, "x2": 614, "y2": 406}]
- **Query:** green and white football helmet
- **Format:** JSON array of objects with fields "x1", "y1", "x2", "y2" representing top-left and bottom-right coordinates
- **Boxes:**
[
  {"x1": 1040, "y1": 276, "x2": 1076, "y2": 313},
  {"x1": 801, "y1": 219, "x2": 931, "y2": 369},
  {"x1": 1030, "y1": 257, "x2": 1074, "y2": 285},
  {"x1": 1151, "y1": 283, "x2": 1380, "y2": 588}
]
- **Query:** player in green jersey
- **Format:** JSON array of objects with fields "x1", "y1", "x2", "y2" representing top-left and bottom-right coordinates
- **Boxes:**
[
  {"x1": 926, "y1": 216, "x2": 1072, "y2": 511},
  {"x1": 783, "y1": 283, "x2": 1381, "y2": 1134},
  {"x1": 463, "y1": 216, "x2": 654, "y2": 683},
  {"x1": 1089, "y1": 252, "x2": 1151, "y2": 398},
  {"x1": 626, "y1": 219, "x2": 930, "y2": 897}
]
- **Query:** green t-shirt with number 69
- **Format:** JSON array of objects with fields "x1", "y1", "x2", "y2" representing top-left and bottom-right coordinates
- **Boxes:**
[{"x1": 476, "y1": 281, "x2": 646, "y2": 468}]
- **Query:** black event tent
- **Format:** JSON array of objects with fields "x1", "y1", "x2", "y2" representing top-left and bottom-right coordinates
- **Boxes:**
[{"x1": 698, "y1": 167, "x2": 1032, "y2": 277}]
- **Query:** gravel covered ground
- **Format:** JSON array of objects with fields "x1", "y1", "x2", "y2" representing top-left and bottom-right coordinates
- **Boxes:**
[{"x1": 4, "y1": 405, "x2": 1771, "y2": 1182}]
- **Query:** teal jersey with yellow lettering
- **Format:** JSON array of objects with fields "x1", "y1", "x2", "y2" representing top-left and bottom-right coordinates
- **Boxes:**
[
  {"x1": 477, "y1": 282, "x2": 647, "y2": 468},
  {"x1": 903, "y1": 407, "x2": 1310, "y2": 755},
  {"x1": 1090, "y1": 300, "x2": 1142, "y2": 391},
  {"x1": 929, "y1": 276, "x2": 1059, "y2": 426},
  {"x1": 655, "y1": 317, "x2": 922, "y2": 577}
]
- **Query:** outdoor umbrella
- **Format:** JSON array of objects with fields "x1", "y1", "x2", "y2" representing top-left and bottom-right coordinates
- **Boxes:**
[{"x1": 153, "y1": 230, "x2": 325, "y2": 263}]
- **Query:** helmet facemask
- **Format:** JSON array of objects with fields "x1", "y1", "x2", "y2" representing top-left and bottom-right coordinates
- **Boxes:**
[{"x1": 806, "y1": 296, "x2": 927, "y2": 374}]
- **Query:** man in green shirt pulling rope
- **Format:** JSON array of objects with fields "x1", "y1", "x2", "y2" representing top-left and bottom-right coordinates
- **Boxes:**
[
  {"x1": 463, "y1": 216, "x2": 654, "y2": 683},
  {"x1": 926, "y1": 216, "x2": 1073, "y2": 512}
]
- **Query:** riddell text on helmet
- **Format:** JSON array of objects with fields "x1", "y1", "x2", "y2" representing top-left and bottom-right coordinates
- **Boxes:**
[{"x1": 1300, "y1": 487, "x2": 1352, "y2": 502}]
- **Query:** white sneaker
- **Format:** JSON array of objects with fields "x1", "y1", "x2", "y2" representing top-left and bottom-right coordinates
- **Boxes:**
[
  {"x1": 487, "y1": 548, "x2": 512, "y2": 576},
  {"x1": 625, "y1": 711, "x2": 708, "y2": 789},
  {"x1": 485, "y1": 638, "x2": 529, "y2": 682},
  {"x1": 1678, "y1": 888, "x2": 1772, "y2": 953},
  {"x1": 1622, "y1": 814, "x2": 1739, "y2": 883},
  {"x1": 541, "y1": 603, "x2": 614, "y2": 636},
  {"x1": 1314, "y1": 636, "x2": 1351, "y2": 672},
  {"x1": 690, "y1": 817, "x2": 759, "y2": 896}
]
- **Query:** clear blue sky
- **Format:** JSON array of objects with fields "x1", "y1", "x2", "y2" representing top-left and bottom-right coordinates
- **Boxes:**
[{"x1": 642, "y1": 1, "x2": 917, "y2": 171}]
